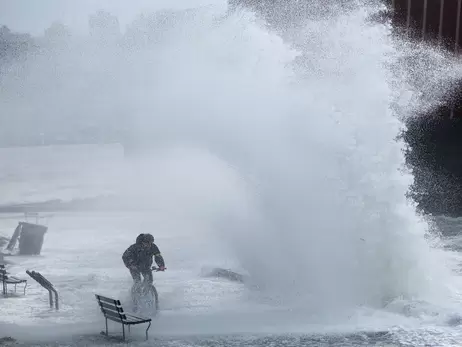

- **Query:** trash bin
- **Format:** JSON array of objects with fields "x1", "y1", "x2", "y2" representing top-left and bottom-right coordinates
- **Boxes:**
[{"x1": 18, "y1": 222, "x2": 47, "y2": 255}]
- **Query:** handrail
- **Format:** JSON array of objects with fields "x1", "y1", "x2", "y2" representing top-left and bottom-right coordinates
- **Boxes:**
[{"x1": 26, "y1": 270, "x2": 59, "y2": 310}]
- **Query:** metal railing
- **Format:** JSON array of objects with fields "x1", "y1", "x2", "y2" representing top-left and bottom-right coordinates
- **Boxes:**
[
  {"x1": 26, "y1": 270, "x2": 59, "y2": 310},
  {"x1": 390, "y1": 0, "x2": 462, "y2": 52},
  {"x1": 389, "y1": 0, "x2": 462, "y2": 119}
]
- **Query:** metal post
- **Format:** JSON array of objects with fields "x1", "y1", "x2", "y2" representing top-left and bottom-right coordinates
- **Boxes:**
[
  {"x1": 439, "y1": 0, "x2": 445, "y2": 45},
  {"x1": 407, "y1": 0, "x2": 412, "y2": 34},
  {"x1": 145, "y1": 322, "x2": 151, "y2": 340},
  {"x1": 1, "y1": 266, "x2": 6, "y2": 296},
  {"x1": 52, "y1": 287, "x2": 59, "y2": 310},
  {"x1": 456, "y1": 0, "x2": 462, "y2": 53},
  {"x1": 423, "y1": 0, "x2": 428, "y2": 39}
]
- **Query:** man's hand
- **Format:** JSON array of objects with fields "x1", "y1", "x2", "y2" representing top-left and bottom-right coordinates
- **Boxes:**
[{"x1": 157, "y1": 266, "x2": 166, "y2": 271}]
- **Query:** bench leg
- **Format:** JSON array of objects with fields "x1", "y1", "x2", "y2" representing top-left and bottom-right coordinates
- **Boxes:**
[
  {"x1": 105, "y1": 318, "x2": 108, "y2": 336},
  {"x1": 122, "y1": 324, "x2": 125, "y2": 340},
  {"x1": 23, "y1": 283, "x2": 27, "y2": 295},
  {"x1": 145, "y1": 321, "x2": 151, "y2": 340}
]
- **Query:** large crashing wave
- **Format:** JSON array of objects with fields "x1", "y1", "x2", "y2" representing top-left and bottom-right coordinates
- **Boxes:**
[{"x1": 1, "y1": 0, "x2": 462, "y2": 320}]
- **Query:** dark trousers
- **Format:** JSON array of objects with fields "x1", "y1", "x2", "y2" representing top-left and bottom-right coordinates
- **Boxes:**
[{"x1": 129, "y1": 268, "x2": 153, "y2": 284}]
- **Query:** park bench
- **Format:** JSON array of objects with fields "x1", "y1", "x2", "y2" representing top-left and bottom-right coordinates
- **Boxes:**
[
  {"x1": 95, "y1": 294, "x2": 152, "y2": 341},
  {"x1": 0, "y1": 265, "x2": 27, "y2": 296}
]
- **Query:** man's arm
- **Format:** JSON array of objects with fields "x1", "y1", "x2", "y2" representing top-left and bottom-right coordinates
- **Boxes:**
[
  {"x1": 151, "y1": 244, "x2": 165, "y2": 269},
  {"x1": 122, "y1": 245, "x2": 137, "y2": 268}
]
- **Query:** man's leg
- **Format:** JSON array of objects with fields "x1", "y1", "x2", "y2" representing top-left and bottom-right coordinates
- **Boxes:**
[
  {"x1": 141, "y1": 269, "x2": 153, "y2": 284},
  {"x1": 141, "y1": 269, "x2": 157, "y2": 309},
  {"x1": 129, "y1": 268, "x2": 142, "y2": 310},
  {"x1": 129, "y1": 268, "x2": 142, "y2": 283}
]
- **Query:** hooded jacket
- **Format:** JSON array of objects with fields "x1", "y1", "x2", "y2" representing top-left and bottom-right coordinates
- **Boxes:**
[{"x1": 122, "y1": 243, "x2": 165, "y2": 271}]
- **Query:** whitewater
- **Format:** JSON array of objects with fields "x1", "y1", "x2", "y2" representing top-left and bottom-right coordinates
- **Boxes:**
[{"x1": 3, "y1": 0, "x2": 462, "y2": 346}]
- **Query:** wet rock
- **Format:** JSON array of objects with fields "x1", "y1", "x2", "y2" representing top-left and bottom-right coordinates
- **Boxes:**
[
  {"x1": 201, "y1": 267, "x2": 246, "y2": 283},
  {"x1": 0, "y1": 337, "x2": 17, "y2": 346}
]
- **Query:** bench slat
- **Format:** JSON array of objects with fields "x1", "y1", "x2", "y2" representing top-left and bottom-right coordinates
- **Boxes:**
[
  {"x1": 98, "y1": 301, "x2": 122, "y2": 313},
  {"x1": 125, "y1": 313, "x2": 151, "y2": 322},
  {"x1": 96, "y1": 295, "x2": 121, "y2": 306},
  {"x1": 102, "y1": 308, "x2": 126, "y2": 321},
  {"x1": 124, "y1": 317, "x2": 151, "y2": 325},
  {"x1": 5, "y1": 280, "x2": 26, "y2": 284},
  {"x1": 105, "y1": 315, "x2": 151, "y2": 325},
  {"x1": 1, "y1": 274, "x2": 27, "y2": 284},
  {"x1": 3, "y1": 279, "x2": 26, "y2": 284}
]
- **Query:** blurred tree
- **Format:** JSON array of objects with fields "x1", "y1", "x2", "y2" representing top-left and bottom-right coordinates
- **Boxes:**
[
  {"x1": 0, "y1": 25, "x2": 34, "y2": 64},
  {"x1": 89, "y1": 10, "x2": 120, "y2": 45},
  {"x1": 43, "y1": 21, "x2": 71, "y2": 46}
]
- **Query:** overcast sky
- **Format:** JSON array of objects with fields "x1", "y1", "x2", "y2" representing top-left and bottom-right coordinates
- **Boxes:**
[{"x1": 0, "y1": 0, "x2": 222, "y2": 35}]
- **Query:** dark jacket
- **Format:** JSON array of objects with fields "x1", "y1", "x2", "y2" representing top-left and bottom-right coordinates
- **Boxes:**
[{"x1": 122, "y1": 243, "x2": 165, "y2": 271}]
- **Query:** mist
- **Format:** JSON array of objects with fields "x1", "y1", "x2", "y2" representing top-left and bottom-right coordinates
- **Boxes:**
[{"x1": 2, "y1": 0, "x2": 462, "y2": 329}]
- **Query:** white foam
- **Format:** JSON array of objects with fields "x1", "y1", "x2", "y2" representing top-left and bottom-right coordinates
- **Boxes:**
[{"x1": 2, "y1": 1, "x2": 462, "y2": 345}]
